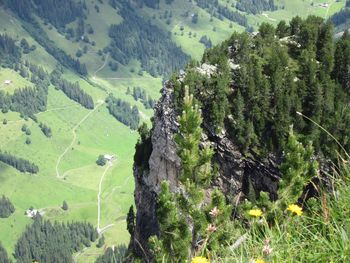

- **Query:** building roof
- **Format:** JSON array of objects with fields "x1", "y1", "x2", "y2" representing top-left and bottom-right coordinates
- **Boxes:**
[{"x1": 103, "y1": 154, "x2": 116, "y2": 160}]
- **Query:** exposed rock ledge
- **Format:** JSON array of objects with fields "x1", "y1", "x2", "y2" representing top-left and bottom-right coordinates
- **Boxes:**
[{"x1": 130, "y1": 82, "x2": 280, "y2": 261}]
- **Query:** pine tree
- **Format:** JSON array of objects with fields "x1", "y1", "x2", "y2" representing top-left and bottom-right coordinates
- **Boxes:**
[
  {"x1": 150, "y1": 181, "x2": 191, "y2": 261},
  {"x1": 62, "y1": 200, "x2": 68, "y2": 211},
  {"x1": 0, "y1": 195, "x2": 15, "y2": 218},
  {"x1": 0, "y1": 242, "x2": 10, "y2": 263},
  {"x1": 333, "y1": 32, "x2": 350, "y2": 90},
  {"x1": 175, "y1": 86, "x2": 214, "y2": 186},
  {"x1": 279, "y1": 128, "x2": 318, "y2": 205},
  {"x1": 151, "y1": 87, "x2": 215, "y2": 261},
  {"x1": 96, "y1": 235, "x2": 105, "y2": 248},
  {"x1": 126, "y1": 205, "x2": 135, "y2": 236},
  {"x1": 251, "y1": 128, "x2": 319, "y2": 222}
]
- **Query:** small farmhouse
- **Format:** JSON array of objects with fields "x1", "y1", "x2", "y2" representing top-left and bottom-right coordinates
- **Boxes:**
[
  {"x1": 4, "y1": 80, "x2": 12, "y2": 85},
  {"x1": 103, "y1": 154, "x2": 116, "y2": 162},
  {"x1": 319, "y1": 3, "x2": 329, "y2": 8},
  {"x1": 25, "y1": 208, "x2": 39, "y2": 218}
]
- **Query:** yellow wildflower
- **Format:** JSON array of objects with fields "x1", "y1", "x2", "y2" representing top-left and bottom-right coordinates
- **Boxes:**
[
  {"x1": 248, "y1": 209, "x2": 263, "y2": 217},
  {"x1": 255, "y1": 259, "x2": 265, "y2": 263},
  {"x1": 287, "y1": 204, "x2": 303, "y2": 216},
  {"x1": 191, "y1": 256, "x2": 210, "y2": 263}
]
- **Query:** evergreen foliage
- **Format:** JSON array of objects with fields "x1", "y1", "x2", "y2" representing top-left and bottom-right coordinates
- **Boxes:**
[
  {"x1": 96, "y1": 235, "x2": 105, "y2": 248},
  {"x1": 131, "y1": 87, "x2": 156, "y2": 109},
  {"x1": 333, "y1": 32, "x2": 350, "y2": 91},
  {"x1": 107, "y1": 5, "x2": 189, "y2": 76},
  {"x1": 106, "y1": 95, "x2": 140, "y2": 130},
  {"x1": 32, "y1": 0, "x2": 84, "y2": 29},
  {"x1": 173, "y1": 16, "x2": 350, "y2": 159},
  {"x1": 95, "y1": 245, "x2": 127, "y2": 263},
  {"x1": 96, "y1": 155, "x2": 106, "y2": 166},
  {"x1": 0, "y1": 195, "x2": 15, "y2": 218},
  {"x1": 1, "y1": 0, "x2": 84, "y2": 29},
  {"x1": 62, "y1": 200, "x2": 68, "y2": 211},
  {"x1": 134, "y1": 123, "x2": 153, "y2": 170},
  {"x1": 0, "y1": 66, "x2": 49, "y2": 119},
  {"x1": 196, "y1": 0, "x2": 247, "y2": 27},
  {"x1": 14, "y1": 217, "x2": 98, "y2": 263},
  {"x1": 50, "y1": 70, "x2": 94, "y2": 109},
  {"x1": 199, "y1": 35, "x2": 212, "y2": 49},
  {"x1": 331, "y1": 1, "x2": 350, "y2": 29},
  {"x1": 0, "y1": 0, "x2": 88, "y2": 75},
  {"x1": 127, "y1": 205, "x2": 135, "y2": 236},
  {"x1": 0, "y1": 151, "x2": 39, "y2": 173},
  {"x1": 236, "y1": 0, "x2": 277, "y2": 15},
  {"x1": 0, "y1": 34, "x2": 21, "y2": 68},
  {"x1": 242, "y1": 128, "x2": 318, "y2": 222},
  {"x1": 22, "y1": 20, "x2": 88, "y2": 75},
  {"x1": 0, "y1": 242, "x2": 10, "y2": 263},
  {"x1": 39, "y1": 123, "x2": 52, "y2": 137},
  {"x1": 150, "y1": 87, "x2": 229, "y2": 262}
]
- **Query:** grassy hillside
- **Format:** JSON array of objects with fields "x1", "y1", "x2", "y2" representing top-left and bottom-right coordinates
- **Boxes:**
[{"x1": 0, "y1": 0, "x2": 347, "y2": 261}]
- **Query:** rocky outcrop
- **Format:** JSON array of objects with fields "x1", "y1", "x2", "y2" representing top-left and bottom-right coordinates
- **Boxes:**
[
  {"x1": 130, "y1": 82, "x2": 280, "y2": 260},
  {"x1": 131, "y1": 83, "x2": 181, "y2": 261}
]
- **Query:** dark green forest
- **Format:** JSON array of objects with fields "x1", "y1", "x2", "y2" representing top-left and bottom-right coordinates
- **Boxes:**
[
  {"x1": 172, "y1": 16, "x2": 350, "y2": 160},
  {"x1": 95, "y1": 245, "x2": 127, "y2": 263},
  {"x1": 236, "y1": 0, "x2": 277, "y2": 15},
  {"x1": 0, "y1": 243, "x2": 10, "y2": 263},
  {"x1": 39, "y1": 123, "x2": 52, "y2": 138},
  {"x1": 50, "y1": 69, "x2": 94, "y2": 109},
  {"x1": 106, "y1": 95, "x2": 140, "y2": 130},
  {"x1": 107, "y1": 4, "x2": 189, "y2": 77},
  {"x1": 0, "y1": 151, "x2": 39, "y2": 173},
  {"x1": 130, "y1": 86, "x2": 156, "y2": 109},
  {"x1": 0, "y1": 195, "x2": 15, "y2": 218},
  {"x1": 0, "y1": 33, "x2": 21, "y2": 68},
  {"x1": 331, "y1": 0, "x2": 350, "y2": 28},
  {"x1": 14, "y1": 217, "x2": 98, "y2": 263},
  {"x1": 0, "y1": 0, "x2": 88, "y2": 75},
  {"x1": 195, "y1": 0, "x2": 248, "y2": 27}
]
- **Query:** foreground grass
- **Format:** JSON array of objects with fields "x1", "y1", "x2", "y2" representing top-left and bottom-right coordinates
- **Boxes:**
[{"x1": 212, "y1": 165, "x2": 350, "y2": 262}]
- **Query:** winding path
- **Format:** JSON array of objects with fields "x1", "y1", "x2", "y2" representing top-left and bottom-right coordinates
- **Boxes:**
[
  {"x1": 55, "y1": 102, "x2": 104, "y2": 178},
  {"x1": 324, "y1": 1, "x2": 333, "y2": 19},
  {"x1": 93, "y1": 53, "x2": 110, "y2": 79},
  {"x1": 97, "y1": 161, "x2": 114, "y2": 233}
]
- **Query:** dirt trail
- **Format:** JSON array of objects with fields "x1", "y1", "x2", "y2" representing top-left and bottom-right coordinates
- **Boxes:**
[
  {"x1": 55, "y1": 102, "x2": 104, "y2": 178},
  {"x1": 97, "y1": 161, "x2": 114, "y2": 233}
]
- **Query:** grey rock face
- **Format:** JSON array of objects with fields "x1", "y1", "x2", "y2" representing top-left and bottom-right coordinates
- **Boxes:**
[
  {"x1": 131, "y1": 83, "x2": 181, "y2": 260},
  {"x1": 130, "y1": 81, "x2": 280, "y2": 259}
]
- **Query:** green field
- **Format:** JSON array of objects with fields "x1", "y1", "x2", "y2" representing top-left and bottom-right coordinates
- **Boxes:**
[{"x1": 0, "y1": 0, "x2": 347, "y2": 261}]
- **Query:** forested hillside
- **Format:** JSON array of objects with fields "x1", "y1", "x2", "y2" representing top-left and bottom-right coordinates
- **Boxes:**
[
  {"x1": 172, "y1": 16, "x2": 350, "y2": 159},
  {"x1": 331, "y1": 0, "x2": 350, "y2": 31},
  {"x1": 129, "y1": 14, "x2": 350, "y2": 262},
  {"x1": 107, "y1": 4, "x2": 189, "y2": 76},
  {"x1": 0, "y1": 0, "x2": 347, "y2": 262},
  {"x1": 236, "y1": 0, "x2": 277, "y2": 15},
  {"x1": 14, "y1": 217, "x2": 98, "y2": 263}
]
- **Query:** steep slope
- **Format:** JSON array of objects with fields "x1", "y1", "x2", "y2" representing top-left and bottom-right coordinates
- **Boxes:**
[
  {"x1": 0, "y1": 0, "x2": 347, "y2": 261},
  {"x1": 129, "y1": 15, "x2": 350, "y2": 260},
  {"x1": 331, "y1": 0, "x2": 350, "y2": 33}
]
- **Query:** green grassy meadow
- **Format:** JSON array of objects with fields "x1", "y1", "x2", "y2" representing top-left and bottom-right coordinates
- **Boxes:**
[{"x1": 0, "y1": 0, "x2": 347, "y2": 261}]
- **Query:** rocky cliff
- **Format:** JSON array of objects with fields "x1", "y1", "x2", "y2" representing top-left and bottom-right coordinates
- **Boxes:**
[{"x1": 129, "y1": 80, "x2": 281, "y2": 260}]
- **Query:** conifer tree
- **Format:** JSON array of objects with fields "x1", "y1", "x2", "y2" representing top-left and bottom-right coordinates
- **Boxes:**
[
  {"x1": 0, "y1": 242, "x2": 10, "y2": 263},
  {"x1": 278, "y1": 128, "x2": 318, "y2": 204},
  {"x1": 0, "y1": 195, "x2": 15, "y2": 218},
  {"x1": 151, "y1": 87, "x2": 215, "y2": 261},
  {"x1": 248, "y1": 128, "x2": 319, "y2": 222},
  {"x1": 62, "y1": 200, "x2": 68, "y2": 211},
  {"x1": 126, "y1": 205, "x2": 135, "y2": 236}
]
